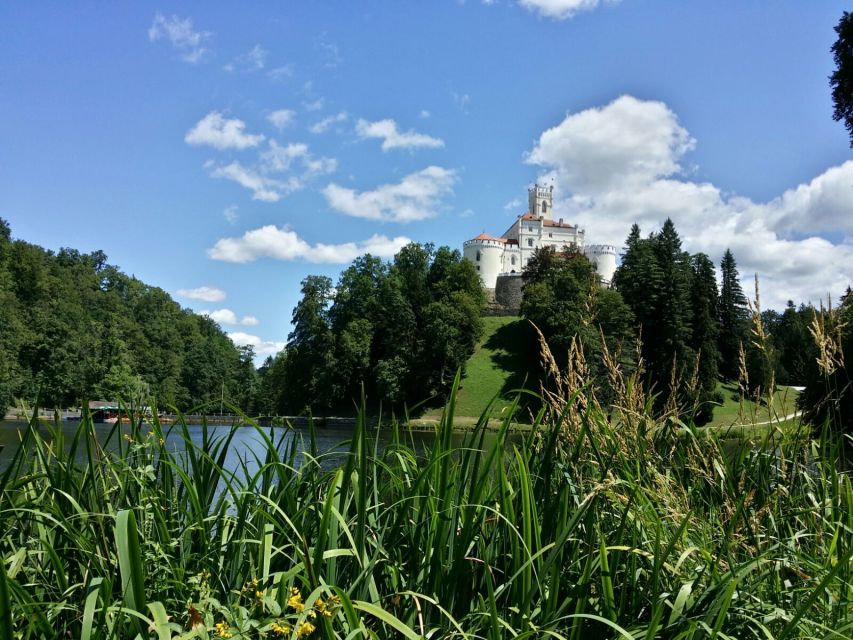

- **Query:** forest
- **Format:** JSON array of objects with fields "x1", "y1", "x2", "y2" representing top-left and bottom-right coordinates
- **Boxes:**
[
  {"x1": 520, "y1": 218, "x2": 850, "y2": 430},
  {"x1": 2, "y1": 213, "x2": 851, "y2": 436},
  {"x1": 0, "y1": 218, "x2": 257, "y2": 413}
]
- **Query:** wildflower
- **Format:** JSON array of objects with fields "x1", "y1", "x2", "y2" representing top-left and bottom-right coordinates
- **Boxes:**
[
  {"x1": 270, "y1": 622, "x2": 291, "y2": 637},
  {"x1": 313, "y1": 596, "x2": 334, "y2": 618},
  {"x1": 242, "y1": 578, "x2": 259, "y2": 596},
  {"x1": 296, "y1": 621, "x2": 315, "y2": 637},
  {"x1": 288, "y1": 587, "x2": 304, "y2": 612},
  {"x1": 214, "y1": 621, "x2": 232, "y2": 638}
]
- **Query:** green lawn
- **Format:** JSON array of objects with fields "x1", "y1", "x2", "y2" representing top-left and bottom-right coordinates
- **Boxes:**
[
  {"x1": 702, "y1": 381, "x2": 802, "y2": 435},
  {"x1": 424, "y1": 315, "x2": 537, "y2": 419}
]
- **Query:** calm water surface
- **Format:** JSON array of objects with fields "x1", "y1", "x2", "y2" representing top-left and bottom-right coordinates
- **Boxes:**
[{"x1": 0, "y1": 419, "x2": 500, "y2": 475}]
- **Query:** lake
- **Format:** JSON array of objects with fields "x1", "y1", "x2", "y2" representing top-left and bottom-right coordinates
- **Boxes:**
[{"x1": 0, "y1": 418, "x2": 504, "y2": 475}]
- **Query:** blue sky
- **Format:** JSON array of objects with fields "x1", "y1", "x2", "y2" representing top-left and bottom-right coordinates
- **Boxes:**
[{"x1": 2, "y1": 1, "x2": 852, "y2": 359}]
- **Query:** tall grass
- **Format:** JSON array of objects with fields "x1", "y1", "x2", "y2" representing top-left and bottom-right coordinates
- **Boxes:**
[{"x1": 0, "y1": 367, "x2": 851, "y2": 638}]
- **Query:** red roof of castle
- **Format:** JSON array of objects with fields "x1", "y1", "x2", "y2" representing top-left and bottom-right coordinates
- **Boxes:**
[
  {"x1": 470, "y1": 233, "x2": 505, "y2": 242},
  {"x1": 519, "y1": 213, "x2": 576, "y2": 229}
]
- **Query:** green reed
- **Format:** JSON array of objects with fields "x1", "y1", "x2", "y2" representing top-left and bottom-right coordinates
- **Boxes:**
[{"x1": 0, "y1": 375, "x2": 850, "y2": 639}]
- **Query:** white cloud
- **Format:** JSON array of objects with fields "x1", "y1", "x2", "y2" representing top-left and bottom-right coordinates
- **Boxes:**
[
  {"x1": 526, "y1": 95, "x2": 853, "y2": 308},
  {"x1": 260, "y1": 141, "x2": 309, "y2": 172},
  {"x1": 176, "y1": 286, "x2": 226, "y2": 302},
  {"x1": 223, "y1": 205, "x2": 238, "y2": 224},
  {"x1": 227, "y1": 332, "x2": 285, "y2": 357},
  {"x1": 267, "y1": 64, "x2": 295, "y2": 80},
  {"x1": 526, "y1": 95, "x2": 694, "y2": 194},
  {"x1": 518, "y1": 0, "x2": 615, "y2": 20},
  {"x1": 504, "y1": 197, "x2": 522, "y2": 211},
  {"x1": 420, "y1": 110, "x2": 432, "y2": 119},
  {"x1": 304, "y1": 98, "x2": 325, "y2": 112},
  {"x1": 208, "y1": 225, "x2": 411, "y2": 263},
  {"x1": 355, "y1": 118, "x2": 445, "y2": 152},
  {"x1": 185, "y1": 112, "x2": 265, "y2": 150},
  {"x1": 323, "y1": 166, "x2": 457, "y2": 223},
  {"x1": 148, "y1": 13, "x2": 211, "y2": 63},
  {"x1": 202, "y1": 308, "x2": 259, "y2": 326},
  {"x1": 310, "y1": 112, "x2": 348, "y2": 134},
  {"x1": 208, "y1": 140, "x2": 336, "y2": 201},
  {"x1": 210, "y1": 161, "x2": 294, "y2": 202},
  {"x1": 224, "y1": 44, "x2": 267, "y2": 72},
  {"x1": 267, "y1": 109, "x2": 296, "y2": 130}
]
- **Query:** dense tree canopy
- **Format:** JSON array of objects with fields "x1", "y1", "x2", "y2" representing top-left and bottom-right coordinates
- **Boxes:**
[
  {"x1": 269, "y1": 243, "x2": 485, "y2": 414},
  {"x1": 0, "y1": 218, "x2": 257, "y2": 412},
  {"x1": 831, "y1": 11, "x2": 853, "y2": 146},
  {"x1": 520, "y1": 245, "x2": 635, "y2": 405},
  {"x1": 799, "y1": 290, "x2": 853, "y2": 439}
]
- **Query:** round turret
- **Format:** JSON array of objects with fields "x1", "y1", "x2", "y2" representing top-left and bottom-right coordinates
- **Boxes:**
[
  {"x1": 464, "y1": 235, "x2": 506, "y2": 288},
  {"x1": 584, "y1": 244, "x2": 618, "y2": 286}
]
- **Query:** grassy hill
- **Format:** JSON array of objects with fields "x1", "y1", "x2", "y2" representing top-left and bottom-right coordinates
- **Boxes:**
[
  {"x1": 423, "y1": 315, "x2": 538, "y2": 419},
  {"x1": 426, "y1": 316, "x2": 803, "y2": 435}
]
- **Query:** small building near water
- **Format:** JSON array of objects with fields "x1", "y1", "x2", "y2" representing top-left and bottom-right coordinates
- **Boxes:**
[{"x1": 89, "y1": 400, "x2": 120, "y2": 423}]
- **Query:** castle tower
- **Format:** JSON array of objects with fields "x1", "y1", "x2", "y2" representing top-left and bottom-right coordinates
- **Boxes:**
[
  {"x1": 583, "y1": 244, "x2": 619, "y2": 286},
  {"x1": 528, "y1": 183, "x2": 554, "y2": 220}
]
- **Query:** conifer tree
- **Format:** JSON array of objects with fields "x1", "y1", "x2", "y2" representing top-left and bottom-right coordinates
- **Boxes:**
[
  {"x1": 612, "y1": 220, "x2": 695, "y2": 409},
  {"x1": 689, "y1": 253, "x2": 721, "y2": 422},
  {"x1": 718, "y1": 249, "x2": 749, "y2": 380}
]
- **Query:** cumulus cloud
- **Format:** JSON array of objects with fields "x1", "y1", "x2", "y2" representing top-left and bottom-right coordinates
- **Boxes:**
[
  {"x1": 527, "y1": 95, "x2": 694, "y2": 194},
  {"x1": 208, "y1": 225, "x2": 411, "y2": 263},
  {"x1": 223, "y1": 44, "x2": 267, "y2": 72},
  {"x1": 148, "y1": 13, "x2": 211, "y2": 63},
  {"x1": 176, "y1": 286, "x2": 226, "y2": 302},
  {"x1": 209, "y1": 162, "x2": 294, "y2": 202},
  {"x1": 227, "y1": 332, "x2": 285, "y2": 357},
  {"x1": 267, "y1": 109, "x2": 296, "y2": 130},
  {"x1": 518, "y1": 0, "x2": 615, "y2": 20},
  {"x1": 526, "y1": 95, "x2": 853, "y2": 308},
  {"x1": 208, "y1": 140, "x2": 336, "y2": 201},
  {"x1": 202, "y1": 308, "x2": 259, "y2": 326},
  {"x1": 185, "y1": 112, "x2": 265, "y2": 150},
  {"x1": 323, "y1": 166, "x2": 457, "y2": 223},
  {"x1": 356, "y1": 118, "x2": 445, "y2": 152},
  {"x1": 310, "y1": 112, "x2": 348, "y2": 134}
]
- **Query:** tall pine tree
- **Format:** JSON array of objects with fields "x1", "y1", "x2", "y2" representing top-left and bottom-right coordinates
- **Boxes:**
[
  {"x1": 718, "y1": 249, "x2": 749, "y2": 380},
  {"x1": 689, "y1": 253, "x2": 721, "y2": 422},
  {"x1": 613, "y1": 219, "x2": 695, "y2": 409}
]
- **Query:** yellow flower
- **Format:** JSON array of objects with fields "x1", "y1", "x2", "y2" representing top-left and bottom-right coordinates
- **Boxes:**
[
  {"x1": 296, "y1": 621, "x2": 316, "y2": 637},
  {"x1": 214, "y1": 621, "x2": 233, "y2": 638},
  {"x1": 270, "y1": 622, "x2": 291, "y2": 637},
  {"x1": 288, "y1": 587, "x2": 304, "y2": 612}
]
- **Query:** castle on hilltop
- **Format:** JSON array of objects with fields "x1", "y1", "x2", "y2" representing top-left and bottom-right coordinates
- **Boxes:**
[{"x1": 463, "y1": 185, "x2": 617, "y2": 310}]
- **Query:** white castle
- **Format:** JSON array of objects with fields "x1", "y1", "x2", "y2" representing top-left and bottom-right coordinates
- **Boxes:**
[{"x1": 463, "y1": 184, "x2": 618, "y2": 295}]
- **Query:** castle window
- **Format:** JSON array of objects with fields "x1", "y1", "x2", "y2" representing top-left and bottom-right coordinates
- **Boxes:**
[
  {"x1": 541, "y1": 201, "x2": 547, "y2": 214},
  {"x1": 549, "y1": 233, "x2": 553, "y2": 238},
  {"x1": 527, "y1": 238, "x2": 533, "y2": 247},
  {"x1": 475, "y1": 250, "x2": 481, "y2": 261},
  {"x1": 511, "y1": 256, "x2": 516, "y2": 265}
]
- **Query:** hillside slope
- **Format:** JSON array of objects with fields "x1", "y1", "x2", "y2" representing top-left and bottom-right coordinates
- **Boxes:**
[{"x1": 426, "y1": 315, "x2": 539, "y2": 418}]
